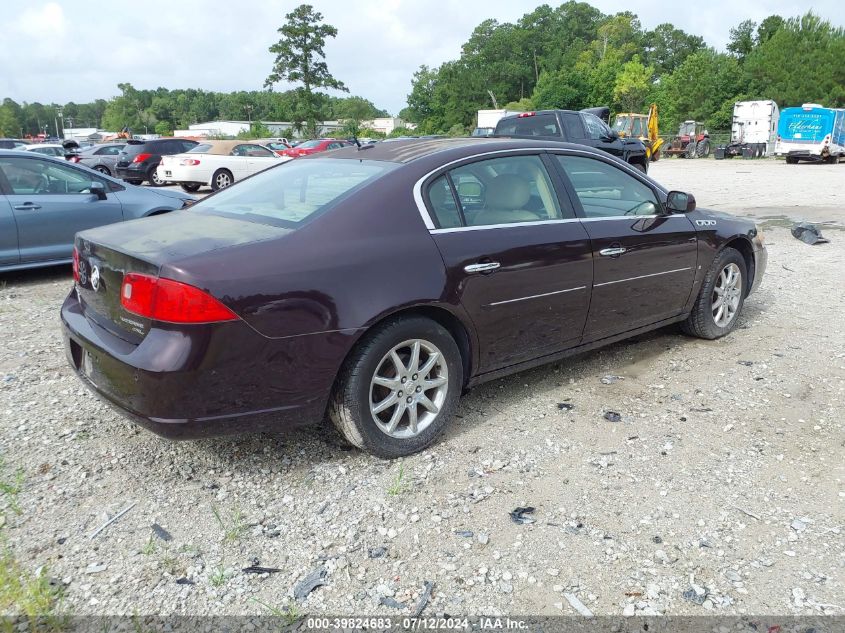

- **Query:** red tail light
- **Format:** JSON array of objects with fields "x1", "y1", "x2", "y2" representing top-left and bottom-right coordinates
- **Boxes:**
[
  {"x1": 72, "y1": 247, "x2": 79, "y2": 282},
  {"x1": 179, "y1": 158, "x2": 201, "y2": 166},
  {"x1": 132, "y1": 152, "x2": 153, "y2": 164},
  {"x1": 120, "y1": 273, "x2": 237, "y2": 324},
  {"x1": 70, "y1": 155, "x2": 80, "y2": 163}
]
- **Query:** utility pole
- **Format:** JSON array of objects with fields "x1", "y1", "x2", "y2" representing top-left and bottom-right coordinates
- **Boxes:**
[
  {"x1": 244, "y1": 105, "x2": 253, "y2": 124},
  {"x1": 55, "y1": 107, "x2": 62, "y2": 139}
]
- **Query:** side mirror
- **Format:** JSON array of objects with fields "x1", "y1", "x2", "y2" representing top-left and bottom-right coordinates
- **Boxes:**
[
  {"x1": 89, "y1": 182, "x2": 107, "y2": 200},
  {"x1": 666, "y1": 190, "x2": 696, "y2": 213}
]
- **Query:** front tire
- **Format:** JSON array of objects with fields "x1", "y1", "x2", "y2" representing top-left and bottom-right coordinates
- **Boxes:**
[
  {"x1": 329, "y1": 317, "x2": 463, "y2": 458},
  {"x1": 632, "y1": 161, "x2": 647, "y2": 173},
  {"x1": 682, "y1": 247, "x2": 747, "y2": 340},
  {"x1": 211, "y1": 169, "x2": 233, "y2": 191}
]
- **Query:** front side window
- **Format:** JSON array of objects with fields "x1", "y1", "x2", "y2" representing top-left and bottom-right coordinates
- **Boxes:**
[
  {"x1": 0, "y1": 157, "x2": 106, "y2": 195},
  {"x1": 429, "y1": 155, "x2": 564, "y2": 228},
  {"x1": 191, "y1": 158, "x2": 396, "y2": 228},
  {"x1": 555, "y1": 155, "x2": 659, "y2": 218},
  {"x1": 95, "y1": 146, "x2": 121, "y2": 155},
  {"x1": 581, "y1": 113, "x2": 609, "y2": 140}
]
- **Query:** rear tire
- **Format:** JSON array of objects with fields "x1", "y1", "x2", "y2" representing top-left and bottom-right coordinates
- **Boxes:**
[
  {"x1": 148, "y1": 167, "x2": 165, "y2": 187},
  {"x1": 329, "y1": 317, "x2": 463, "y2": 459},
  {"x1": 786, "y1": 156, "x2": 798, "y2": 164},
  {"x1": 211, "y1": 169, "x2": 233, "y2": 191},
  {"x1": 181, "y1": 183, "x2": 201, "y2": 193},
  {"x1": 126, "y1": 179, "x2": 143, "y2": 185},
  {"x1": 682, "y1": 247, "x2": 747, "y2": 340},
  {"x1": 94, "y1": 165, "x2": 111, "y2": 176},
  {"x1": 696, "y1": 139, "x2": 711, "y2": 158}
]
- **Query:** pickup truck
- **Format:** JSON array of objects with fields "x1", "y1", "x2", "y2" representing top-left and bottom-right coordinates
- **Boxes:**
[{"x1": 494, "y1": 109, "x2": 649, "y2": 172}]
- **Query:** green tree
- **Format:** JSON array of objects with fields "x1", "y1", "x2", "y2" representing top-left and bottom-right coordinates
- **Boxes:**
[
  {"x1": 265, "y1": 4, "x2": 348, "y2": 137},
  {"x1": 644, "y1": 23, "x2": 704, "y2": 75},
  {"x1": 531, "y1": 68, "x2": 589, "y2": 110},
  {"x1": 613, "y1": 55, "x2": 654, "y2": 113},
  {"x1": 727, "y1": 19, "x2": 756, "y2": 60},
  {"x1": 756, "y1": 15, "x2": 785, "y2": 44},
  {"x1": 743, "y1": 12, "x2": 845, "y2": 106},
  {"x1": 154, "y1": 121, "x2": 173, "y2": 136}
]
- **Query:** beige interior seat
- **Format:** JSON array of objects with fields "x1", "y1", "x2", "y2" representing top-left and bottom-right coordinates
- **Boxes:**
[{"x1": 470, "y1": 174, "x2": 539, "y2": 225}]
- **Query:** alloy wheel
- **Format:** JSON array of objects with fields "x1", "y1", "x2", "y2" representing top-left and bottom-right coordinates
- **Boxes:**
[
  {"x1": 215, "y1": 172, "x2": 232, "y2": 188},
  {"x1": 369, "y1": 339, "x2": 449, "y2": 439},
  {"x1": 712, "y1": 263, "x2": 742, "y2": 327}
]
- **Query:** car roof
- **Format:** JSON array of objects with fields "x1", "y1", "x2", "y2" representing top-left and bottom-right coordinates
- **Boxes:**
[
  {"x1": 318, "y1": 137, "x2": 608, "y2": 164},
  {"x1": 21, "y1": 143, "x2": 64, "y2": 149},
  {"x1": 192, "y1": 140, "x2": 263, "y2": 155}
]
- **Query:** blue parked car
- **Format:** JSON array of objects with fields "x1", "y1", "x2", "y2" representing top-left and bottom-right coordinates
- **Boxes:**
[{"x1": 0, "y1": 150, "x2": 195, "y2": 272}]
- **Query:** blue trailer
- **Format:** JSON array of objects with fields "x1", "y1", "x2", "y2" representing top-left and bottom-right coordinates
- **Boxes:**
[{"x1": 775, "y1": 103, "x2": 845, "y2": 164}]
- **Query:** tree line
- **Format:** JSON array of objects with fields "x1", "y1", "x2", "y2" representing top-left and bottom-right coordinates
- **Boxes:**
[
  {"x1": 0, "y1": 85, "x2": 389, "y2": 139},
  {"x1": 402, "y1": 4, "x2": 845, "y2": 135}
]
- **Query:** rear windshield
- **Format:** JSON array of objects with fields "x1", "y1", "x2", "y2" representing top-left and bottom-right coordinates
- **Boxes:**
[
  {"x1": 495, "y1": 114, "x2": 560, "y2": 137},
  {"x1": 188, "y1": 144, "x2": 213, "y2": 153},
  {"x1": 191, "y1": 158, "x2": 398, "y2": 228}
]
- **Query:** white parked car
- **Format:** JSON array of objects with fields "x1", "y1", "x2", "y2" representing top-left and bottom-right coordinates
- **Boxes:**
[
  {"x1": 19, "y1": 143, "x2": 72, "y2": 158},
  {"x1": 157, "y1": 140, "x2": 291, "y2": 192}
]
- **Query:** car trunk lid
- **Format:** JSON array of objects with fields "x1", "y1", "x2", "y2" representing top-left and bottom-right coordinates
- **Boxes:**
[{"x1": 75, "y1": 211, "x2": 291, "y2": 343}]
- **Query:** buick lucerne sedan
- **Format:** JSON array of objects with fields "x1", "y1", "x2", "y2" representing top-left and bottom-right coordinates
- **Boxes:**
[{"x1": 62, "y1": 139, "x2": 767, "y2": 458}]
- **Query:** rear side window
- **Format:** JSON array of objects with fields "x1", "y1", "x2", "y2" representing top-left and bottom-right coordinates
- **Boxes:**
[
  {"x1": 95, "y1": 146, "x2": 121, "y2": 155},
  {"x1": 495, "y1": 114, "x2": 560, "y2": 137},
  {"x1": 560, "y1": 112, "x2": 585, "y2": 140},
  {"x1": 427, "y1": 175, "x2": 462, "y2": 228},
  {"x1": 192, "y1": 158, "x2": 397, "y2": 228},
  {"x1": 188, "y1": 144, "x2": 213, "y2": 153}
]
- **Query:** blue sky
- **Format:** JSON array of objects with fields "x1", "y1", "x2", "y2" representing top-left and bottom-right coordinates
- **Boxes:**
[{"x1": 1, "y1": 0, "x2": 843, "y2": 114}]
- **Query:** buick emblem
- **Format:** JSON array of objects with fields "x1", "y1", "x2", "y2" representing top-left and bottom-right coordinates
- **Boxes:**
[{"x1": 90, "y1": 266, "x2": 101, "y2": 291}]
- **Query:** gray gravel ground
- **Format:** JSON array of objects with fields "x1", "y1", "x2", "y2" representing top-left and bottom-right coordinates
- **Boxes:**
[{"x1": 0, "y1": 160, "x2": 843, "y2": 618}]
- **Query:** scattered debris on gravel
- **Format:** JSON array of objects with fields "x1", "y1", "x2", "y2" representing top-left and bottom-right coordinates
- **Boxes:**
[{"x1": 0, "y1": 225, "x2": 843, "y2": 617}]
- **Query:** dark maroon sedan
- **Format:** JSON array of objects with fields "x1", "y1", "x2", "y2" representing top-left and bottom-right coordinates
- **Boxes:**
[{"x1": 62, "y1": 138, "x2": 766, "y2": 458}]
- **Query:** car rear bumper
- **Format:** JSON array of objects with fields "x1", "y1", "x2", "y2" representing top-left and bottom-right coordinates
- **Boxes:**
[
  {"x1": 156, "y1": 164, "x2": 210, "y2": 186},
  {"x1": 60, "y1": 288, "x2": 336, "y2": 439},
  {"x1": 115, "y1": 164, "x2": 150, "y2": 180}
]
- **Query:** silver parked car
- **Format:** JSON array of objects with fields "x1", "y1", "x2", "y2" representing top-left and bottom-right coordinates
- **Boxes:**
[
  {"x1": 0, "y1": 150, "x2": 194, "y2": 272},
  {"x1": 70, "y1": 142, "x2": 126, "y2": 176}
]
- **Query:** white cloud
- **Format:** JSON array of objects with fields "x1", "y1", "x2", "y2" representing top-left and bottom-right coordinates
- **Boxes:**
[{"x1": 1, "y1": 0, "x2": 843, "y2": 114}]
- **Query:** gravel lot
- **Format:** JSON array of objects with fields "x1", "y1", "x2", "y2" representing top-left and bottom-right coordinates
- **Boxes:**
[{"x1": 0, "y1": 159, "x2": 843, "y2": 619}]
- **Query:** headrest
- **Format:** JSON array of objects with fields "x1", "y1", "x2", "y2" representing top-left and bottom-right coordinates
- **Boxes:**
[{"x1": 486, "y1": 174, "x2": 531, "y2": 209}]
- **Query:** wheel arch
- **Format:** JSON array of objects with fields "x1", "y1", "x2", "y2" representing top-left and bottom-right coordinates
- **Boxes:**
[
  {"x1": 344, "y1": 304, "x2": 475, "y2": 389},
  {"x1": 722, "y1": 236, "x2": 755, "y2": 296}
]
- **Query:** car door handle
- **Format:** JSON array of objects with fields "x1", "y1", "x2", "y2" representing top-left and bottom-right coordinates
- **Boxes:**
[
  {"x1": 13, "y1": 203, "x2": 41, "y2": 211},
  {"x1": 599, "y1": 247, "x2": 627, "y2": 256},
  {"x1": 464, "y1": 262, "x2": 500, "y2": 273}
]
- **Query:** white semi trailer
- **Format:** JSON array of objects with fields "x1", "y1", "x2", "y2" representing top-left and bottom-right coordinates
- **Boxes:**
[{"x1": 717, "y1": 100, "x2": 780, "y2": 158}]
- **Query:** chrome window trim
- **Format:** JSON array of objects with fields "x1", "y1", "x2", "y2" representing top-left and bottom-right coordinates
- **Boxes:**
[
  {"x1": 412, "y1": 146, "x2": 667, "y2": 231},
  {"x1": 487, "y1": 285, "x2": 587, "y2": 307},
  {"x1": 594, "y1": 267, "x2": 692, "y2": 288},
  {"x1": 432, "y1": 218, "x2": 581, "y2": 234},
  {"x1": 579, "y1": 215, "x2": 685, "y2": 222}
]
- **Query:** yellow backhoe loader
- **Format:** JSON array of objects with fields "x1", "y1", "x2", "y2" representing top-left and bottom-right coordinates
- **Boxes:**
[{"x1": 612, "y1": 104, "x2": 664, "y2": 161}]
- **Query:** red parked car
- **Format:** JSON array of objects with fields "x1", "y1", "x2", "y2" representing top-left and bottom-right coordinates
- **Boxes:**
[{"x1": 281, "y1": 138, "x2": 349, "y2": 158}]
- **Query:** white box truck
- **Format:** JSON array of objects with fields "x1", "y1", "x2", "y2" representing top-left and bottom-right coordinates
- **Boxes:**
[
  {"x1": 472, "y1": 109, "x2": 522, "y2": 137},
  {"x1": 717, "y1": 100, "x2": 780, "y2": 158}
]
